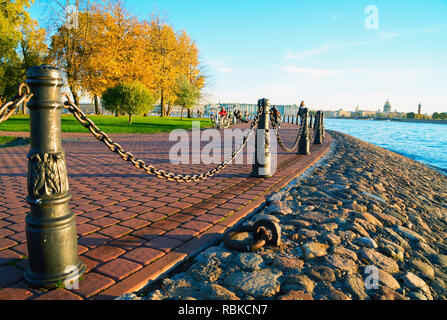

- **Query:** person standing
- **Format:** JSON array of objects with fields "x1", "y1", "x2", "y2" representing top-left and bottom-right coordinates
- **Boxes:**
[{"x1": 298, "y1": 101, "x2": 306, "y2": 116}]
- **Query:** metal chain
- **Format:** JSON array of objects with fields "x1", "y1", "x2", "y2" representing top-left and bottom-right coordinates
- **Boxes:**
[
  {"x1": 272, "y1": 111, "x2": 302, "y2": 153},
  {"x1": 61, "y1": 93, "x2": 263, "y2": 183},
  {"x1": 233, "y1": 110, "x2": 248, "y2": 123},
  {"x1": 0, "y1": 83, "x2": 34, "y2": 123}
]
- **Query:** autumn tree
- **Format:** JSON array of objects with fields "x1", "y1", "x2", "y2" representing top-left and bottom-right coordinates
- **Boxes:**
[
  {"x1": 176, "y1": 31, "x2": 205, "y2": 92},
  {"x1": 145, "y1": 17, "x2": 180, "y2": 117},
  {"x1": 175, "y1": 75, "x2": 200, "y2": 119},
  {"x1": 46, "y1": 0, "x2": 95, "y2": 106},
  {"x1": 0, "y1": 0, "x2": 47, "y2": 105},
  {"x1": 45, "y1": 1, "x2": 205, "y2": 116},
  {"x1": 78, "y1": 1, "x2": 151, "y2": 114},
  {"x1": 101, "y1": 81, "x2": 156, "y2": 123}
]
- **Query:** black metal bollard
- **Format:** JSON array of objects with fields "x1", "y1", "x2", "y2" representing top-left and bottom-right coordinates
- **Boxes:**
[
  {"x1": 251, "y1": 98, "x2": 272, "y2": 177},
  {"x1": 320, "y1": 112, "x2": 325, "y2": 140},
  {"x1": 309, "y1": 114, "x2": 313, "y2": 128},
  {"x1": 314, "y1": 111, "x2": 323, "y2": 144},
  {"x1": 24, "y1": 65, "x2": 85, "y2": 288},
  {"x1": 298, "y1": 108, "x2": 310, "y2": 155}
]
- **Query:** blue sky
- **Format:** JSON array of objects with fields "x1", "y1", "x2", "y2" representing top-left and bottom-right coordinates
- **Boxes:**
[{"x1": 30, "y1": 0, "x2": 447, "y2": 113}]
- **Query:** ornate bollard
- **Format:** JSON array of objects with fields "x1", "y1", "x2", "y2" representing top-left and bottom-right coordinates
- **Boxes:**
[
  {"x1": 320, "y1": 112, "x2": 325, "y2": 140},
  {"x1": 251, "y1": 98, "x2": 272, "y2": 177},
  {"x1": 314, "y1": 111, "x2": 323, "y2": 144},
  {"x1": 298, "y1": 108, "x2": 310, "y2": 155},
  {"x1": 25, "y1": 65, "x2": 85, "y2": 288}
]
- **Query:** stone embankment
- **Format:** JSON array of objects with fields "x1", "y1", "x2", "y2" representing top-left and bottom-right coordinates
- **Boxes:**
[{"x1": 121, "y1": 131, "x2": 447, "y2": 300}]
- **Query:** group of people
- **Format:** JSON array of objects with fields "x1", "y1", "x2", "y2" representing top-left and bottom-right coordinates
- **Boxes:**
[{"x1": 210, "y1": 101, "x2": 308, "y2": 125}]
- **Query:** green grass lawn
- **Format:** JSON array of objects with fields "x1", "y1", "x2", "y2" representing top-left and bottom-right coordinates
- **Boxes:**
[{"x1": 0, "y1": 114, "x2": 212, "y2": 134}]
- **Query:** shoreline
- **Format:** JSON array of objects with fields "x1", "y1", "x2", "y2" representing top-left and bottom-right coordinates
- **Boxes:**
[
  {"x1": 126, "y1": 130, "x2": 447, "y2": 301},
  {"x1": 326, "y1": 118, "x2": 447, "y2": 125}
]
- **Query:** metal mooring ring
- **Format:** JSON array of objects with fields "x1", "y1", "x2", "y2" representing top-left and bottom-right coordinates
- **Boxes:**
[
  {"x1": 222, "y1": 225, "x2": 266, "y2": 252},
  {"x1": 253, "y1": 216, "x2": 281, "y2": 247}
]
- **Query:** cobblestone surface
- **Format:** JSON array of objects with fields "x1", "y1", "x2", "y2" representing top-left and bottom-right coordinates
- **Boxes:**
[
  {"x1": 0, "y1": 123, "x2": 331, "y2": 299},
  {"x1": 135, "y1": 131, "x2": 447, "y2": 301}
]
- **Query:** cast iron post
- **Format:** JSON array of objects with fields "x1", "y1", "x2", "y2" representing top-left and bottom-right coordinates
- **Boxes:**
[
  {"x1": 321, "y1": 112, "x2": 325, "y2": 140},
  {"x1": 251, "y1": 98, "x2": 272, "y2": 177},
  {"x1": 298, "y1": 108, "x2": 310, "y2": 155},
  {"x1": 314, "y1": 111, "x2": 323, "y2": 144},
  {"x1": 25, "y1": 65, "x2": 85, "y2": 288}
]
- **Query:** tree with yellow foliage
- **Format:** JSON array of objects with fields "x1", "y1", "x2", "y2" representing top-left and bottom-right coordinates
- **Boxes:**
[
  {"x1": 47, "y1": 3, "x2": 94, "y2": 107},
  {"x1": 0, "y1": 0, "x2": 47, "y2": 107},
  {"x1": 145, "y1": 17, "x2": 180, "y2": 117},
  {"x1": 47, "y1": 1, "x2": 205, "y2": 117},
  {"x1": 79, "y1": 2, "x2": 152, "y2": 113}
]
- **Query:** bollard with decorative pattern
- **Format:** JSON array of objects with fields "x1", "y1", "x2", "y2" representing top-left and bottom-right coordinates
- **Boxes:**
[
  {"x1": 314, "y1": 111, "x2": 323, "y2": 144},
  {"x1": 298, "y1": 108, "x2": 310, "y2": 155},
  {"x1": 24, "y1": 65, "x2": 85, "y2": 288},
  {"x1": 251, "y1": 98, "x2": 272, "y2": 177},
  {"x1": 321, "y1": 111, "x2": 325, "y2": 140}
]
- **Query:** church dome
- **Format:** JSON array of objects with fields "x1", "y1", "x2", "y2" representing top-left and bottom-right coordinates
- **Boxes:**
[{"x1": 383, "y1": 100, "x2": 391, "y2": 113}]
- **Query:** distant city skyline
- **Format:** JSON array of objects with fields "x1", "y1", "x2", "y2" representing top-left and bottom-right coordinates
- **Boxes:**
[{"x1": 30, "y1": 0, "x2": 447, "y2": 113}]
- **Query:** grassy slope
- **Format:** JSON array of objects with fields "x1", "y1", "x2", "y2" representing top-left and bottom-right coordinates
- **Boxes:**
[{"x1": 0, "y1": 115, "x2": 212, "y2": 134}]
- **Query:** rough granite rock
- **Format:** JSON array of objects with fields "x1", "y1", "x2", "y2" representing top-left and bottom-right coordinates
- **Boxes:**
[
  {"x1": 234, "y1": 253, "x2": 264, "y2": 271},
  {"x1": 410, "y1": 260, "x2": 435, "y2": 279},
  {"x1": 272, "y1": 256, "x2": 304, "y2": 272},
  {"x1": 283, "y1": 274, "x2": 315, "y2": 293},
  {"x1": 401, "y1": 272, "x2": 433, "y2": 299},
  {"x1": 359, "y1": 248, "x2": 400, "y2": 274},
  {"x1": 223, "y1": 270, "x2": 282, "y2": 299},
  {"x1": 303, "y1": 242, "x2": 329, "y2": 260},
  {"x1": 304, "y1": 266, "x2": 336, "y2": 283},
  {"x1": 199, "y1": 284, "x2": 240, "y2": 300},
  {"x1": 277, "y1": 290, "x2": 313, "y2": 300},
  {"x1": 344, "y1": 272, "x2": 368, "y2": 300},
  {"x1": 324, "y1": 254, "x2": 358, "y2": 273},
  {"x1": 393, "y1": 225, "x2": 427, "y2": 243},
  {"x1": 376, "y1": 269, "x2": 401, "y2": 290}
]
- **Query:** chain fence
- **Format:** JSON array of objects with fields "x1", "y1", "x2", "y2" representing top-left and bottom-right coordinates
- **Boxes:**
[
  {"x1": 270, "y1": 108, "x2": 303, "y2": 154},
  {"x1": 62, "y1": 93, "x2": 264, "y2": 183},
  {"x1": 0, "y1": 83, "x2": 33, "y2": 124}
]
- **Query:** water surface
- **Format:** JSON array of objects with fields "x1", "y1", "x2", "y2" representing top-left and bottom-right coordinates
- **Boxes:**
[{"x1": 325, "y1": 119, "x2": 447, "y2": 172}]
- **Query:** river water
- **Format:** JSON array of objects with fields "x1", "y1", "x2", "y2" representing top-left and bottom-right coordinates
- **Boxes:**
[{"x1": 325, "y1": 119, "x2": 447, "y2": 172}]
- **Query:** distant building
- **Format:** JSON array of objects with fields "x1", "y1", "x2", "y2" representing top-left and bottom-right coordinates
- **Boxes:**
[
  {"x1": 418, "y1": 103, "x2": 422, "y2": 115},
  {"x1": 383, "y1": 100, "x2": 392, "y2": 113},
  {"x1": 325, "y1": 109, "x2": 352, "y2": 118},
  {"x1": 354, "y1": 106, "x2": 376, "y2": 118}
]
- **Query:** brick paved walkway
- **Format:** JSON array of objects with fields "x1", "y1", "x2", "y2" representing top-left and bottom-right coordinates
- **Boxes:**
[{"x1": 0, "y1": 123, "x2": 331, "y2": 300}]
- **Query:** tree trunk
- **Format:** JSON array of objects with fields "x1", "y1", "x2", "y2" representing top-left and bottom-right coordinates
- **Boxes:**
[
  {"x1": 129, "y1": 113, "x2": 132, "y2": 124},
  {"x1": 181, "y1": 107, "x2": 184, "y2": 120},
  {"x1": 160, "y1": 90, "x2": 165, "y2": 117},
  {"x1": 70, "y1": 89, "x2": 80, "y2": 107},
  {"x1": 167, "y1": 103, "x2": 173, "y2": 117},
  {"x1": 187, "y1": 108, "x2": 192, "y2": 118},
  {"x1": 94, "y1": 95, "x2": 100, "y2": 114}
]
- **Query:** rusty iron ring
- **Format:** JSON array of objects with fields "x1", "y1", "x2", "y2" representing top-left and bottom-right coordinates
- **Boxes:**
[{"x1": 222, "y1": 225, "x2": 266, "y2": 252}]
